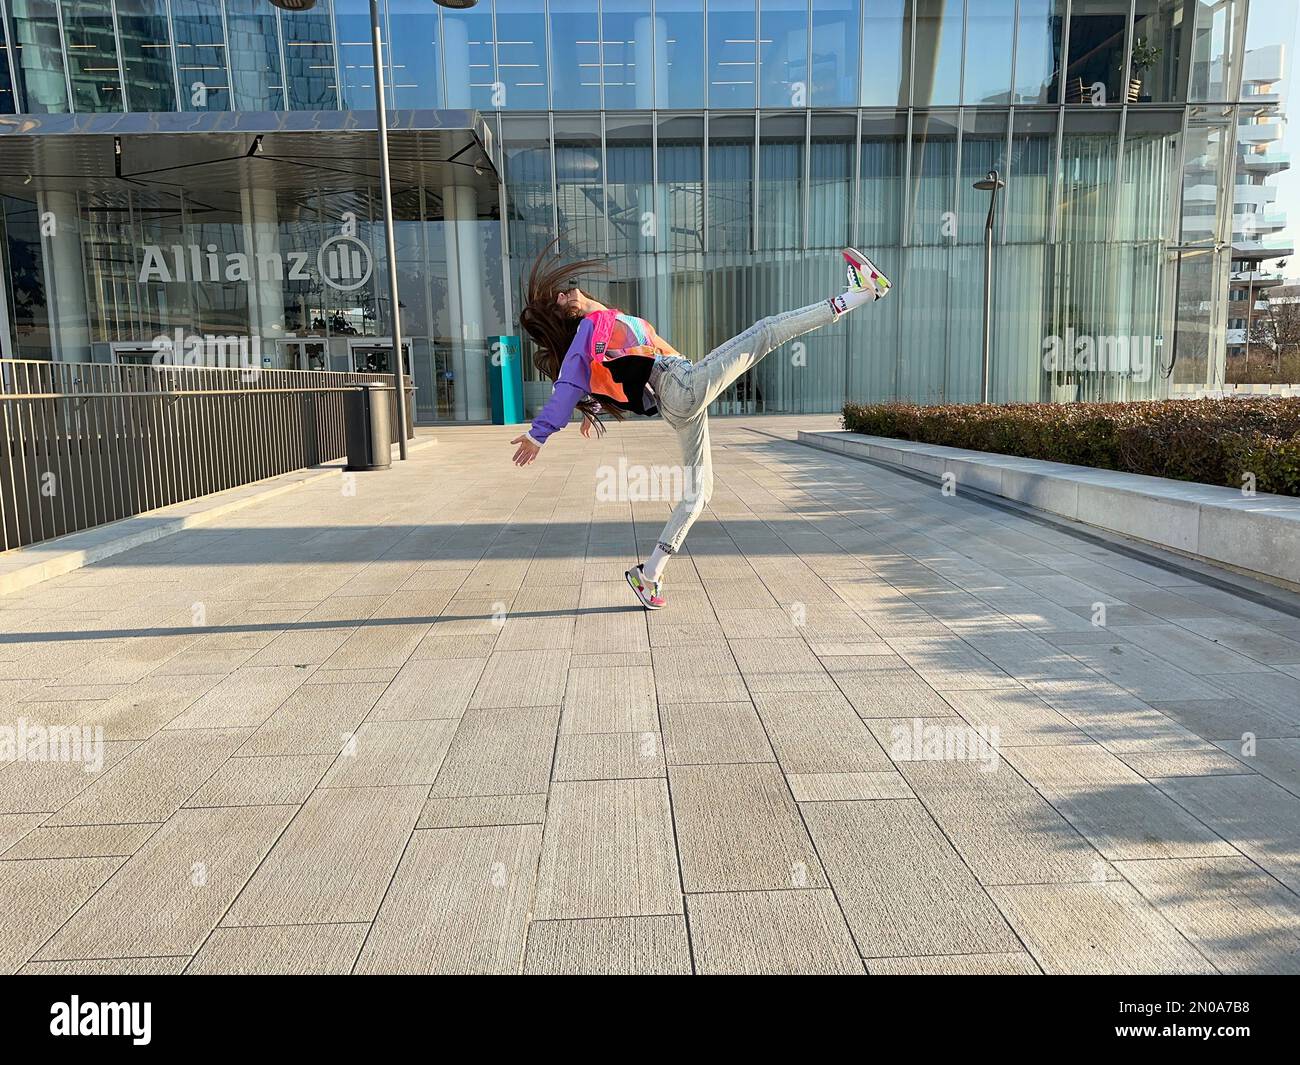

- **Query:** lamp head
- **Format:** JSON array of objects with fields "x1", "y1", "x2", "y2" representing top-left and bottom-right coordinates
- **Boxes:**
[
  {"x1": 266, "y1": 0, "x2": 317, "y2": 9},
  {"x1": 973, "y1": 170, "x2": 1006, "y2": 191},
  {"x1": 434, "y1": 0, "x2": 480, "y2": 7}
]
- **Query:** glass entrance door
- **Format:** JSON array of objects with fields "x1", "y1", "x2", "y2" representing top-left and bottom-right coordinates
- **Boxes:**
[{"x1": 277, "y1": 340, "x2": 328, "y2": 371}]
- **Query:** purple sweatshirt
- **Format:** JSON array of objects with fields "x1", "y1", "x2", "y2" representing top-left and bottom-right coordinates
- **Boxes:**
[{"x1": 527, "y1": 319, "x2": 595, "y2": 445}]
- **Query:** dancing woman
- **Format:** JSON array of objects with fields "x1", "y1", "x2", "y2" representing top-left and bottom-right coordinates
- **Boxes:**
[{"x1": 512, "y1": 245, "x2": 891, "y2": 609}]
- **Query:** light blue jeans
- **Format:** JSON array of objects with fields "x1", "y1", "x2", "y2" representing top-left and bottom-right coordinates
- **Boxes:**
[{"x1": 651, "y1": 299, "x2": 838, "y2": 553}]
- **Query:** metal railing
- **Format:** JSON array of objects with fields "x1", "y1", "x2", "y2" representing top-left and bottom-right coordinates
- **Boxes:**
[{"x1": 0, "y1": 359, "x2": 413, "y2": 554}]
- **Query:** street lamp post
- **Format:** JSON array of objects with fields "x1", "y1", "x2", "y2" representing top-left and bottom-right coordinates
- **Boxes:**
[
  {"x1": 268, "y1": 0, "x2": 482, "y2": 459},
  {"x1": 972, "y1": 170, "x2": 1006, "y2": 404}
]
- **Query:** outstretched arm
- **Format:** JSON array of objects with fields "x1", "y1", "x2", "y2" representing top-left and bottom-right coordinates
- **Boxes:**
[{"x1": 511, "y1": 319, "x2": 593, "y2": 466}]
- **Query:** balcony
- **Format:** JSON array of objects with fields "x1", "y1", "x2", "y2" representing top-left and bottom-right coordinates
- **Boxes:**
[
  {"x1": 1241, "y1": 150, "x2": 1291, "y2": 172},
  {"x1": 1239, "y1": 122, "x2": 1284, "y2": 144}
]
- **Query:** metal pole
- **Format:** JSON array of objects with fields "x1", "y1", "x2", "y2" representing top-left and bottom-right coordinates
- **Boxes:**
[
  {"x1": 981, "y1": 193, "x2": 995, "y2": 404},
  {"x1": 370, "y1": 0, "x2": 409, "y2": 459}
]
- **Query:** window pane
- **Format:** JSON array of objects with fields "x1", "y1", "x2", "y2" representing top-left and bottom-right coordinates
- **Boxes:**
[
  {"x1": 442, "y1": 2, "x2": 495, "y2": 110},
  {"x1": 1006, "y1": 110, "x2": 1055, "y2": 244},
  {"x1": 659, "y1": 115, "x2": 705, "y2": 253},
  {"x1": 1065, "y1": 0, "x2": 1128, "y2": 105},
  {"x1": 606, "y1": 117, "x2": 654, "y2": 257},
  {"x1": 658, "y1": 0, "x2": 704, "y2": 108},
  {"x1": 1190, "y1": 0, "x2": 1244, "y2": 102},
  {"x1": 964, "y1": 0, "x2": 1014, "y2": 104},
  {"x1": 282, "y1": 2, "x2": 338, "y2": 110},
  {"x1": 861, "y1": 0, "x2": 909, "y2": 106},
  {"x1": 554, "y1": 117, "x2": 604, "y2": 257},
  {"x1": 386, "y1": 0, "x2": 442, "y2": 108},
  {"x1": 60, "y1": 0, "x2": 122, "y2": 112},
  {"x1": 225, "y1": 0, "x2": 281, "y2": 111},
  {"x1": 708, "y1": 0, "x2": 756, "y2": 108},
  {"x1": 859, "y1": 113, "x2": 906, "y2": 248},
  {"x1": 1129, "y1": 0, "x2": 1183, "y2": 104},
  {"x1": 709, "y1": 115, "x2": 755, "y2": 253},
  {"x1": 173, "y1": 0, "x2": 229, "y2": 111},
  {"x1": 118, "y1": 0, "x2": 178, "y2": 112},
  {"x1": 758, "y1": 113, "x2": 804, "y2": 249},
  {"x1": 495, "y1": 0, "x2": 546, "y2": 110},
  {"x1": 810, "y1": 0, "x2": 858, "y2": 107},
  {"x1": 1013, "y1": 0, "x2": 1065, "y2": 104},
  {"x1": 335, "y1": 0, "x2": 372, "y2": 110},
  {"x1": 808, "y1": 113, "x2": 854, "y2": 247},
  {"x1": 550, "y1": 0, "x2": 601, "y2": 109},
  {"x1": 913, "y1": 0, "x2": 961, "y2": 107},
  {"x1": 957, "y1": 111, "x2": 1009, "y2": 244},
  {"x1": 759, "y1": 0, "x2": 808, "y2": 108},
  {"x1": 0, "y1": 16, "x2": 13, "y2": 113},
  {"x1": 601, "y1": 0, "x2": 650, "y2": 110},
  {"x1": 907, "y1": 111, "x2": 958, "y2": 245}
]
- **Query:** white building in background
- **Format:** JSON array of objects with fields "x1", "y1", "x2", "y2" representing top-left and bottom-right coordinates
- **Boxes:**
[{"x1": 1227, "y1": 44, "x2": 1293, "y2": 359}]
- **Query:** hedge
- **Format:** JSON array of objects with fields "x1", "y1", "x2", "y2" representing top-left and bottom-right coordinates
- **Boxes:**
[{"x1": 840, "y1": 398, "x2": 1300, "y2": 497}]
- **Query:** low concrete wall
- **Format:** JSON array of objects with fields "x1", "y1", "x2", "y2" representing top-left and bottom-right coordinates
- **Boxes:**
[{"x1": 798, "y1": 430, "x2": 1300, "y2": 588}]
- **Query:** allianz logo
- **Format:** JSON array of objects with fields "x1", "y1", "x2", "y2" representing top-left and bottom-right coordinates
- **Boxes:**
[{"x1": 138, "y1": 234, "x2": 372, "y2": 293}]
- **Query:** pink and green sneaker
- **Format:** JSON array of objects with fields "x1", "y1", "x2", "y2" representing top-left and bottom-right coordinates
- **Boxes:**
[
  {"x1": 843, "y1": 247, "x2": 891, "y2": 300},
  {"x1": 625, "y1": 565, "x2": 666, "y2": 610}
]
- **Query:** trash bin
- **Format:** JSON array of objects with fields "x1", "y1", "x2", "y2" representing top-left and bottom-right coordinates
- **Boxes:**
[
  {"x1": 345, "y1": 382, "x2": 392, "y2": 471},
  {"x1": 488, "y1": 335, "x2": 525, "y2": 425}
]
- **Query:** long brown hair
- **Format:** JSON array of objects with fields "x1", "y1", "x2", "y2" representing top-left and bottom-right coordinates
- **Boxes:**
[{"x1": 518, "y1": 239, "x2": 624, "y2": 429}]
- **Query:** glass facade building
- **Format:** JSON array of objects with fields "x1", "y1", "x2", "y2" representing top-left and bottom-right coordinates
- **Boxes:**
[{"x1": 0, "y1": 0, "x2": 1289, "y2": 421}]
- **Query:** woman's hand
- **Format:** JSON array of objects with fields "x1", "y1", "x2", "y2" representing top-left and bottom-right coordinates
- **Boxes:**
[
  {"x1": 510, "y1": 435, "x2": 541, "y2": 466},
  {"x1": 580, "y1": 414, "x2": 596, "y2": 439}
]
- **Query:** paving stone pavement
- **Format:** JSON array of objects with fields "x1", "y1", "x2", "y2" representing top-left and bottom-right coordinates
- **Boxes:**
[{"x1": 3, "y1": 415, "x2": 1300, "y2": 975}]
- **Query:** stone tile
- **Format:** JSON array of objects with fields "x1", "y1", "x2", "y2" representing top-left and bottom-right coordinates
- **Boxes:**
[
  {"x1": 867, "y1": 952, "x2": 1041, "y2": 975},
  {"x1": 884, "y1": 636, "x2": 1016, "y2": 690},
  {"x1": 787, "y1": 770, "x2": 914, "y2": 801},
  {"x1": 321, "y1": 621, "x2": 430, "y2": 670},
  {"x1": 560, "y1": 667, "x2": 658, "y2": 734},
  {"x1": 1059, "y1": 644, "x2": 1230, "y2": 702},
  {"x1": 898, "y1": 760, "x2": 1112, "y2": 886},
  {"x1": 184, "y1": 754, "x2": 333, "y2": 807},
  {"x1": 165, "y1": 666, "x2": 311, "y2": 729},
  {"x1": 236, "y1": 681, "x2": 388, "y2": 757},
  {"x1": 49, "y1": 728, "x2": 248, "y2": 826},
  {"x1": 1199, "y1": 672, "x2": 1300, "y2": 725},
  {"x1": 654, "y1": 672, "x2": 751, "y2": 703},
  {"x1": 187, "y1": 923, "x2": 369, "y2": 975},
  {"x1": 22, "y1": 956, "x2": 188, "y2": 975},
  {"x1": 0, "y1": 857, "x2": 123, "y2": 973},
  {"x1": 0, "y1": 812, "x2": 45, "y2": 854},
  {"x1": 524, "y1": 916, "x2": 692, "y2": 975},
  {"x1": 534, "y1": 779, "x2": 681, "y2": 920},
  {"x1": 37, "y1": 806, "x2": 295, "y2": 961},
  {"x1": 1175, "y1": 616, "x2": 1300, "y2": 667},
  {"x1": 368, "y1": 657, "x2": 487, "y2": 721},
  {"x1": 1024, "y1": 678, "x2": 1210, "y2": 754},
  {"x1": 553, "y1": 732, "x2": 665, "y2": 781},
  {"x1": 356, "y1": 825, "x2": 541, "y2": 974},
  {"x1": 417, "y1": 793, "x2": 547, "y2": 829},
  {"x1": 1002, "y1": 744, "x2": 1237, "y2": 861},
  {"x1": 669, "y1": 763, "x2": 824, "y2": 893},
  {"x1": 220, "y1": 787, "x2": 426, "y2": 926},
  {"x1": 304, "y1": 666, "x2": 398, "y2": 686},
  {"x1": 469, "y1": 650, "x2": 570, "y2": 708},
  {"x1": 1211, "y1": 736, "x2": 1300, "y2": 795},
  {"x1": 3, "y1": 822, "x2": 160, "y2": 860},
  {"x1": 942, "y1": 686, "x2": 1091, "y2": 747},
  {"x1": 1146, "y1": 697, "x2": 1300, "y2": 742},
  {"x1": 989, "y1": 882, "x2": 1215, "y2": 975},
  {"x1": 409, "y1": 632, "x2": 499, "y2": 660},
  {"x1": 801, "y1": 799, "x2": 1020, "y2": 958},
  {"x1": 752, "y1": 691, "x2": 893, "y2": 774},
  {"x1": 1156, "y1": 773, "x2": 1300, "y2": 894},
  {"x1": 319, "y1": 719, "x2": 458, "y2": 787},
  {"x1": 834, "y1": 669, "x2": 957, "y2": 718},
  {"x1": 0, "y1": 740, "x2": 137, "y2": 815},
  {"x1": 687, "y1": 889, "x2": 864, "y2": 975},
  {"x1": 659, "y1": 700, "x2": 773, "y2": 765},
  {"x1": 429, "y1": 705, "x2": 561, "y2": 798},
  {"x1": 729, "y1": 638, "x2": 824, "y2": 675},
  {"x1": 88, "y1": 673, "x2": 223, "y2": 741},
  {"x1": 1118, "y1": 856, "x2": 1300, "y2": 974},
  {"x1": 1119, "y1": 749, "x2": 1253, "y2": 779}
]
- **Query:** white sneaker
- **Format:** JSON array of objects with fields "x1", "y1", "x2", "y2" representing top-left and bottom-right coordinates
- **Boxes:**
[{"x1": 843, "y1": 247, "x2": 892, "y2": 300}]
